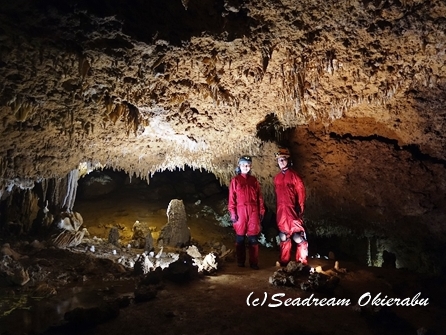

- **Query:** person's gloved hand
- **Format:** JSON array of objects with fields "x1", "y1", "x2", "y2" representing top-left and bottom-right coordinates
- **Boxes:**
[
  {"x1": 230, "y1": 214, "x2": 238, "y2": 223},
  {"x1": 295, "y1": 206, "x2": 301, "y2": 215}
]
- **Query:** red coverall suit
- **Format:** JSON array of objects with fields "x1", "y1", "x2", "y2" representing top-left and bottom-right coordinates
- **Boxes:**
[
  {"x1": 274, "y1": 168, "x2": 308, "y2": 265},
  {"x1": 228, "y1": 174, "x2": 265, "y2": 267}
]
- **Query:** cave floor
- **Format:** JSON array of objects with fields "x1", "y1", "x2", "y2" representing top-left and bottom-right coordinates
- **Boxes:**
[
  {"x1": 1, "y1": 190, "x2": 446, "y2": 335},
  {"x1": 56, "y1": 256, "x2": 446, "y2": 335}
]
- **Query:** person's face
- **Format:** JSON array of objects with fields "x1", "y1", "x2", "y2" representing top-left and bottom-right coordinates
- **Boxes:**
[
  {"x1": 277, "y1": 157, "x2": 289, "y2": 169},
  {"x1": 239, "y1": 162, "x2": 252, "y2": 174}
]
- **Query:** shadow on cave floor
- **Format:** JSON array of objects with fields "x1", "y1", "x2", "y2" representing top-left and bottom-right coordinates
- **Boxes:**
[{"x1": 1, "y1": 184, "x2": 446, "y2": 335}]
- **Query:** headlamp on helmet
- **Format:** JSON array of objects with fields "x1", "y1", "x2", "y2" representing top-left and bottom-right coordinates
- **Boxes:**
[
  {"x1": 274, "y1": 148, "x2": 290, "y2": 159},
  {"x1": 238, "y1": 155, "x2": 252, "y2": 165}
]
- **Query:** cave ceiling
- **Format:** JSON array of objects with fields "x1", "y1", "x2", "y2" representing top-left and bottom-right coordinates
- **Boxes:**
[{"x1": 1, "y1": 0, "x2": 446, "y2": 238}]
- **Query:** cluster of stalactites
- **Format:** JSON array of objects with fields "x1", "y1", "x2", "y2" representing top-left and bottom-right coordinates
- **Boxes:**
[
  {"x1": 0, "y1": 168, "x2": 80, "y2": 213},
  {"x1": 82, "y1": 141, "x2": 281, "y2": 209},
  {"x1": 0, "y1": 139, "x2": 281, "y2": 211},
  {"x1": 0, "y1": 177, "x2": 35, "y2": 202},
  {"x1": 39, "y1": 169, "x2": 79, "y2": 212}
]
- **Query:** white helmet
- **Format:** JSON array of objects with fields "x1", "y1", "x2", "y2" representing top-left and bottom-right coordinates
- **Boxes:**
[{"x1": 238, "y1": 155, "x2": 252, "y2": 165}]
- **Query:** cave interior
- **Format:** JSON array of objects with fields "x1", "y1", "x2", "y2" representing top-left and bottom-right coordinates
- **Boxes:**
[{"x1": 1, "y1": 0, "x2": 446, "y2": 334}]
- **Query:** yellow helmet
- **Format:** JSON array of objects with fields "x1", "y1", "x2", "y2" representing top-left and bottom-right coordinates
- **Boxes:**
[{"x1": 274, "y1": 148, "x2": 290, "y2": 159}]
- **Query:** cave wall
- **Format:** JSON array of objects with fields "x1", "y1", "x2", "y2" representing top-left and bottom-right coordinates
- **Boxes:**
[
  {"x1": 287, "y1": 123, "x2": 446, "y2": 272},
  {"x1": 0, "y1": 0, "x2": 445, "y2": 271}
]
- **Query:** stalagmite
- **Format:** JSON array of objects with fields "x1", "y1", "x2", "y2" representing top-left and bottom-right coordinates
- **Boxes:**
[{"x1": 158, "y1": 199, "x2": 191, "y2": 248}]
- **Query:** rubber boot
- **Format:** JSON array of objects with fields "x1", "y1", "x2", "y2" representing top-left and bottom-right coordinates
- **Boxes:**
[
  {"x1": 279, "y1": 239, "x2": 292, "y2": 266},
  {"x1": 248, "y1": 243, "x2": 259, "y2": 270},
  {"x1": 236, "y1": 242, "x2": 246, "y2": 267},
  {"x1": 296, "y1": 240, "x2": 308, "y2": 265}
]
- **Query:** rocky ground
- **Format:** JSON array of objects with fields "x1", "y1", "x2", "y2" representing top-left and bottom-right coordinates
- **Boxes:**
[
  {"x1": 1, "y1": 186, "x2": 446, "y2": 335},
  {"x1": 1, "y1": 243, "x2": 445, "y2": 335}
]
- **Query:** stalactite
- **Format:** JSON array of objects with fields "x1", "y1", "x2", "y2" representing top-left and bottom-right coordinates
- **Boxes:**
[
  {"x1": 23, "y1": 189, "x2": 37, "y2": 232},
  {"x1": 62, "y1": 169, "x2": 79, "y2": 212},
  {"x1": 41, "y1": 178, "x2": 48, "y2": 204},
  {"x1": 50, "y1": 178, "x2": 62, "y2": 209}
]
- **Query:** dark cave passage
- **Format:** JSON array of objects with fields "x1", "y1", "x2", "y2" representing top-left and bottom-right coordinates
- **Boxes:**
[
  {"x1": 75, "y1": 166, "x2": 228, "y2": 206},
  {"x1": 73, "y1": 166, "x2": 235, "y2": 250}
]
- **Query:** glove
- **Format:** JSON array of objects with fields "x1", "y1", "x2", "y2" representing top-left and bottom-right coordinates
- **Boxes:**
[
  {"x1": 295, "y1": 206, "x2": 304, "y2": 218},
  {"x1": 230, "y1": 214, "x2": 238, "y2": 223}
]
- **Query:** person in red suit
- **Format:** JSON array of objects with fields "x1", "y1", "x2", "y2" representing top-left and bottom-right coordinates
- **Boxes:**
[
  {"x1": 274, "y1": 148, "x2": 308, "y2": 266},
  {"x1": 228, "y1": 155, "x2": 265, "y2": 269}
]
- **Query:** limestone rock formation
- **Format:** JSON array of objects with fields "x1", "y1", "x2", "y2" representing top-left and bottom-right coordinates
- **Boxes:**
[
  {"x1": 108, "y1": 227, "x2": 120, "y2": 247},
  {"x1": 0, "y1": 255, "x2": 30, "y2": 286},
  {"x1": 131, "y1": 220, "x2": 154, "y2": 250},
  {"x1": 158, "y1": 199, "x2": 191, "y2": 247},
  {"x1": 0, "y1": 0, "x2": 445, "y2": 272},
  {"x1": 51, "y1": 211, "x2": 86, "y2": 248}
]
